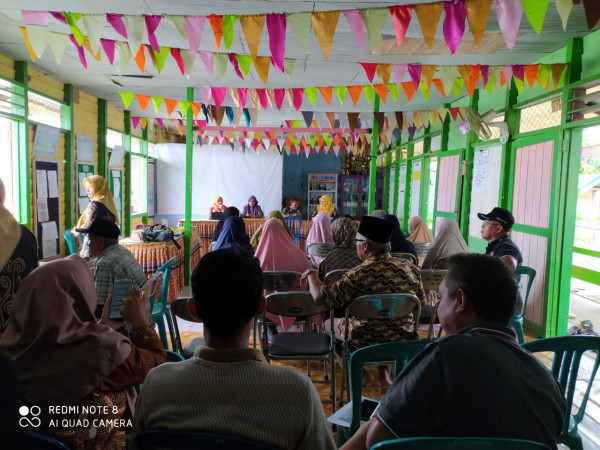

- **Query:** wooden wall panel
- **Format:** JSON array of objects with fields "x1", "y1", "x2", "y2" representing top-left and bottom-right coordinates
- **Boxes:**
[
  {"x1": 436, "y1": 154, "x2": 459, "y2": 213},
  {"x1": 28, "y1": 68, "x2": 64, "y2": 100},
  {"x1": 0, "y1": 54, "x2": 14, "y2": 79},
  {"x1": 107, "y1": 105, "x2": 124, "y2": 132}
]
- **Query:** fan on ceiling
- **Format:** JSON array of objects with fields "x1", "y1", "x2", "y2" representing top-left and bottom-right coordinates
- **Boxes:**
[{"x1": 460, "y1": 107, "x2": 510, "y2": 143}]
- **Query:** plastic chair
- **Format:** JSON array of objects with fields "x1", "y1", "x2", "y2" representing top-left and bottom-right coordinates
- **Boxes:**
[
  {"x1": 165, "y1": 349, "x2": 185, "y2": 362},
  {"x1": 511, "y1": 265, "x2": 536, "y2": 344},
  {"x1": 171, "y1": 297, "x2": 205, "y2": 358},
  {"x1": 433, "y1": 256, "x2": 451, "y2": 269},
  {"x1": 306, "y1": 242, "x2": 336, "y2": 258},
  {"x1": 63, "y1": 229, "x2": 78, "y2": 255},
  {"x1": 371, "y1": 437, "x2": 551, "y2": 449},
  {"x1": 134, "y1": 430, "x2": 280, "y2": 450},
  {"x1": 151, "y1": 257, "x2": 177, "y2": 350},
  {"x1": 522, "y1": 336, "x2": 600, "y2": 450},
  {"x1": 324, "y1": 268, "x2": 349, "y2": 285},
  {"x1": 413, "y1": 242, "x2": 433, "y2": 259},
  {"x1": 390, "y1": 252, "x2": 418, "y2": 266},
  {"x1": 285, "y1": 217, "x2": 302, "y2": 246},
  {"x1": 22, "y1": 431, "x2": 70, "y2": 449},
  {"x1": 419, "y1": 269, "x2": 448, "y2": 339}
]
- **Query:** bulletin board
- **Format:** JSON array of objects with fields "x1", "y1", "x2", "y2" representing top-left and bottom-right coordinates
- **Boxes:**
[
  {"x1": 77, "y1": 163, "x2": 95, "y2": 217},
  {"x1": 387, "y1": 165, "x2": 396, "y2": 214},
  {"x1": 468, "y1": 145, "x2": 503, "y2": 239},
  {"x1": 34, "y1": 159, "x2": 61, "y2": 260},
  {"x1": 409, "y1": 160, "x2": 422, "y2": 219},
  {"x1": 109, "y1": 168, "x2": 123, "y2": 228},
  {"x1": 396, "y1": 163, "x2": 407, "y2": 221},
  {"x1": 148, "y1": 160, "x2": 156, "y2": 217}
]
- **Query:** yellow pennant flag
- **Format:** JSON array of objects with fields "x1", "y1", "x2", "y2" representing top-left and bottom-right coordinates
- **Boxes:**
[
  {"x1": 20, "y1": 27, "x2": 37, "y2": 61},
  {"x1": 414, "y1": 2, "x2": 444, "y2": 50},
  {"x1": 253, "y1": 56, "x2": 271, "y2": 84},
  {"x1": 421, "y1": 65, "x2": 438, "y2": 92},
  {"x1": 82, "y1": 37, "x2": 102, "y2": 61},
  {"x1": 466, "y1": 0, "x2": 493, "y2": 46},
  {"x1": 240, "y1": 15, "x2": 266, "y2": 58},
  {"x1": 376, "y1": 64, "x2": 392, "y2": 85},
  {"x1": 311, "y1": 11, "x2": 340, "y2": 59},
  {"x1": 414, "y1": 110, "x2": 422, "y2": 129}
]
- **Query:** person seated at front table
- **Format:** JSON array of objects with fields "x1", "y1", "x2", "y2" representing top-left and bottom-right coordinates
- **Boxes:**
[
  {"x1": 282, "y1": 198, "x2": 302, "y2": 218},
  {"x1": 208, "y1": 196, "x2": 226, "y2": 218},
  {"x1": 75, "y1": 218, "x2": 146, "y2": 318},
  {"x1": 242, "y1": 195, "x2": 264, "y2": 219},
  {"x1": 312, "y1": 195, "x2": 338, "y2": 219},
  {"x1": 339, "y1": 254, "x2": 565, "y2": 450}
]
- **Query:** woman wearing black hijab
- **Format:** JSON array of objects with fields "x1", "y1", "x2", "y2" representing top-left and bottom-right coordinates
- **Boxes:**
[{"x1": 382, "y1": 214, "x2": 417, "y2": 258}]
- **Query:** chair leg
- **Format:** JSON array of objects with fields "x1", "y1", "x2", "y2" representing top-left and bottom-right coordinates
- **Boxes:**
[
  {"x1": 514, "y1": 322, "x2": 525, "y2": 345},
  {"x1": 154, "y1": 317, "x2": 169, "y2": 349},
  {"x1": 165, "y1": 310, "x2": 177, "y2": 351}
]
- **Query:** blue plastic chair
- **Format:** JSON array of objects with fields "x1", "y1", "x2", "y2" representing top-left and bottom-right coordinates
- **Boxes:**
[
  {"x1": 151, "y1": 257, "x2": 177, "y2": 350},
  {"x1": 63, "y1": 229, "x2": 78, "y2": 255},
  {"x1": 134, "y1": 430, "x2": 280, "y2": 450},
  {"x1": 511, "y1": 265, "x2": 536, "y2": 344},
  {"x1": 22, "y1": 431, "x2": 70, "y2": 449},
  {"x1": 371, "y1": 437, "x2": 551, "y2": 449},
  {"x1": 522, "y1": 336, "x2": 600, "y2": 450},
  {"x1": 284, "y1": 217, "x2": 302, "y2": 246}
]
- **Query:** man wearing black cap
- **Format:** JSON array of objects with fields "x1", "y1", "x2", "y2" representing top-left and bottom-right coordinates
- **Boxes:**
[
  {"x1": 75, "y1": 218, "x2": 146, "y2": 317},
  {"x1": 478, "y1": 207, "x2": 523, "y2": 271}
]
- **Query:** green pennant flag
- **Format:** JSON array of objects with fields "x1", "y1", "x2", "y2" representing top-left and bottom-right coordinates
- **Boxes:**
[
  {"x1": 284, "y1": 58, "x2": 296, "y2": 81},
  {"x1": 119, "y1": 91, "x2": 135, "y2": 109},
  {"x1": 304, "y1": 87, "x2": 318, "y2": 105},
  {"x1": 325, "y1": 135, "x2": 333, "y2": 146},
  {"x1": 63, "y1": 12, "x2": 84, "y2": 46},
  {"x1": 537, "y1": 64, "x2": 550, "y2": 89},
  {"x1": 178, "y1": 101, "x2": 191, "y2": 116},
  {"x1": 419, "y1": 81, "x2": 430, "y2": 101},
  {"x1": 223, "y1": 15, "x2": 242, "y2": 49},
  {"x1": 235, "y1": 54, "x2": 253, "y2": 77},
  {"x1": 388, "y1": 83, "x2": 400, "y2": 103},
  {"x1": 452, "y1": 78, "x2": 464, "y2": 97},
  {"x1": 514, "y1": 77, "x2": 524, "y2": 94},
  {"x1": 153, "y1": 46, "x2": 170, "y2": 73},
  {"x1": 334, "y1": 86, "x2": 347, "y2": 105},
  {"x1": 484, "y1": 78, "x2": 494, "y2": 94},
  {"x1": 151, "y1": 96, "x2": 163, "y2": 113},
  {"x1": 292, "y1": 120, "x2": 302, "y2": 128},
  {"x1": 363, "y1": 84, "x2": 375, "y2": 104},
  {"x1": 522, "y1": 0, "x2": 549, "y2": 34}
]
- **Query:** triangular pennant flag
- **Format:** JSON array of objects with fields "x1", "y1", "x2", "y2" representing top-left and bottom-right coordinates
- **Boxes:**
[
  {"x1": 136, "y1": 94, "x2": 151, "y2": 111},
  {"x1": 68, "y1": 34, "x2": 87, "y2": 69},
  {"x1": 170, "y1": 48, "x2": 185, "y2": 74},
  {"x1": 389, "y1": 83, "x2": 401, "y2": 102},
  {"x1": 238, "y1": 88, "x2": 248, "y2": 109},
  {"x1": 457, "y1": 65, "x2": 473, "y2": 92},
  {"x1": 144, "y1": 15, "x2": 162, "y2": 52},
  {"x1": 198, "y1": 51, "x2": 214, "y2": 77},
  {"x1": 496, "y1": 0, "x2": 522, "y2": 51},
  {"x1": 468, "y1": 64, "x2": 481, "y2": 97},
  {"x1": 22, "y1": 11, "x2": 49, "y2": 26},
  {"x1": 344, "y1": 9, "x2": 366, "y2": 56},
  {"x1": 304, "y1": 87, "x2": 318, "y2": 105},
  {"x1": 374, "y1": 84, "x2": 388, "y2": 103},
  {"x1": 152, "y1": 46, "x2": 170, "y2": 73},
  {"x1": 361, "y1": 8, "x2": 388, "y2": 51},
  {"x1": 240, "y1": 14, "x2": 265, "y2": 57},
  {"x1": 214, "y1": 106, "x2": 226, "y2": 127},
  {"x1": 419, "y1": 82, "x2": 431, "y2": 101},
  {"x1": 249, "y1": 109, "x2": 258, "y2": 127},
  {"x1": 120, "y1": 91, "x2": 135, "y2": 109},
  {"x1": 253, "y1": 56, "x2": 271, "y2": 84},
  {"x1": 232, "y1": 107, "x2": 242, "y2": 126},
  {"x1": 214, "y1": 53, "x2": 228, "y2": 80},
  {"x1": 178, "y1": 101, "x2": 191, "y2": 116},
  {"x1": 524, "y1": 64, "x2": 540, "y2": 88},
  {"x1": 319, "y1": 86, "x2": 333, "y2": 105},
  {"x1": 249, "y1": 89, "x2": 260, "y2": 109},
  {"x1": 401, "y1": 82, "x2": 416, "y2": 102},
  {"x1": 114, "y1": 41, "x2": 130, "y2": 75},
  {"x1": 222, "y1": 15, "x2": 241, "y2": 50},
  {"x1": 522, "y1": 0, "x2": 549, "y2": 34},
  {"x1": 326, "y1": 112, "x2": 336, "y2": 129},
  {"x1": 267, "y1": 13, "x2": 286, "y2": 72},
  {"x1": 122, "y1": 15, "x2": 144, "y2": 55},
  {"x1": 49, "y1": 32, "x2": 69, "y2": 64},
  {"x1": 185, "y1": 16, "x2": 206, "y2": 57},
  {"x1": 480, "y1": 65, "x2": 490, "y2": 87},
  {"x1": 140, "y1": 118, "x2": 147, "y2": 130},
  {"x1": 212, "y1": 87, "x2": 227, "y2": 110},
  {"x1": 256, "y1": 88, "x2": 269, "y2": 110},
  {"x1": 443, "y1": 0, "x2": 467, "y2": 54},
  {"x1": 466, "y1": 0, "x2": 493, "y2": 45},
  {"x1": 551, "y1": 64, "x2": 567, "y2": 89},
  {"x1": 82, "y1": 15, "x2": 104, "y2": 55},
  {"x1": 100, "y1": 39, "x2": 116, "y2": 65},
  {"x1": 360, "y1": 63, "x2": 378, "y2": 83},
  {"x1": 82, "y1": 37, "x2": 101, "y2": 62},
  {"x1": 235, "y1": 54, "x2": 253, "y2": 77},
  {"x1": 408, "y1": 65, "x2": 422, "y2": 89},
  {"x1": 433, "y1": 79, "x2": 446, "y2": 97},
  {"x1": 311, "y1": 10, "x2": 340, "y2": 59},
  {"x1": 151, "y1": 96, "x2": 163, "y2": 113},
  {"x1": 583, "y1": 0, "x2": 600, "y2": 30},
  {"x1": 395, "y1": 112, "x2": 404, "y2": 130},
  {"x1": 393, "y1": 64, "x2": 408, "y2": 86},
  {"x1": 348, "y1": 113, "x2": 360, "y2": 132},
  {"x1": 274, "y1": 89, "x2": 286, "y2": 110},
  {"x1": 267, "y1": 89, "x2": 275, "y2": 108},
  {"x1": 131, "y1": 116, "x2": 140, "y2": 130},
  {"x1": 334, "y1": 86, "x2": 347, "y2": 105},
  {"x1": 389, "y1": 5, "x2": 413, "y2": 47},
  {"x1": 284, "y1": 58, "x2": 295, "y2": 82},
  {"x1": 414, "y1": 2, "x2": 444, "y2": 50},
  {"x1": 199, "y1": 86, "x2": 211, "y2": 105},
  {"x1": 421, "y1": 65, "x2": 437, "y2": 91},
  {"x1": 376, "y1": 64, "x2": 392, "y2": 85},
  {"x1": 414, "y1": 111, "x2": 423, "y2": 129},
  {"x1": 229, "y1": 53, "x2": 244, "y2": 79},
  {"x1": 164, "y1": 98, "x2": 178, "y2": 116},
  {"x1": 63, "y1": 12, "x2": 84, "y2": 46},
  {"x1": 363, "y1": 84, "x2": 375, "y2": 104},
  {"x1": 133, "y1": 45, "x2": 146, "y2": 72},
  {"x1": 207, "y1": 14, "x2": 223, "y2": 52},
  {"x1": 228, "y1": 88, "x2": 240, "y2": 107},
  {"x1": 287, "y1": 12, "x2": 312, "y2": 53},
  {"x1": 348, "y1": 86, "x2": 363, "y2": 106},
  {"x1": 292, "y1": 88, "x2": 304, "y2": 111},
  {"x1": 537, "y1": 64, "x2": 551, "y2": 89},
  {"x1": 449, "y1": 107, "x2": 460, "y2": 121},
  {"x1": 302, "y1": 111, "x2": 314, "y2": 128},
  {"x1": 489, "y1": 65, "x2": 502, "y2": 90},
  {"x1": 107, "y1": 14, "x2": 127, "y2": 38},
  {"x1": 25, "y1": 25, "x2": 49, "y2": 59},
  {"x1": 167, "y1": 15, "x2": 188, "y2": 41},
  {"x1": 452, "y1": 77, "x2": 465, "y2": 96},
  {"x1": 374, "y1": 112, "x2": 385, "y2": 131},
  {"x1": 191, "y1": 103, "x2": 202, "y2": 119}
]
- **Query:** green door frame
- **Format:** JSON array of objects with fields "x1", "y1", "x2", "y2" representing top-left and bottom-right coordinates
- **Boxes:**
[{"x1": 431, "y1": 148, "x2": 463, "y2": 230}]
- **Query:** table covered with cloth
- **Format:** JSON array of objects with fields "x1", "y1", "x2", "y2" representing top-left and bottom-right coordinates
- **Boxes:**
[{"x1": 177, "y1": 219, "x2": 314, "y2": 257}]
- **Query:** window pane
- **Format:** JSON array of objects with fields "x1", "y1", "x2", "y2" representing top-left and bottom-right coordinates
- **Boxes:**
[
  {"x1": 131, "y1": 137, "x2": 141, "y2": 154},
  {"x1": 131, "y1": 155, "x2": 147, "y2": 215},
  {"x1": 0, "y1": 79, "x2": 26, "y2": 117},
  {"x1": 107, "y1": 130, "x2": 123, "y2": 149},
  {"x1": 148, "y1": 142, "x2": 155, "y2": 157},
  {"x1": 0, "y1": 116, "x2": 19, "y2": 218},
  {"x1": 28, "y1": 92, "x2": 61, "y2": 128}
]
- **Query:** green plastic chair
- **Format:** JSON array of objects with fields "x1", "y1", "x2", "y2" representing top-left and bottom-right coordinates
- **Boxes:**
[
  {"x1": 511, "y1": 265, "x2": 536, "y2": 344},
  {"x1": 63, "y1": 229, "x2": 78, "y2": 255},
  {"x1": 522, "y1": 336, "x2": 600, "y2": 450},
  {"x1": 165, "y1": 349, "x2": 185, "y2": 362},
  {"x1": 285, "y1": 217, "x2": 302, "y2": 246},
  {"x1": 151, "y1": 257, "x2": 177, "y2": 350},
  {"x1": 371, "y1": 437, "x2": 551, "y2": 449}
]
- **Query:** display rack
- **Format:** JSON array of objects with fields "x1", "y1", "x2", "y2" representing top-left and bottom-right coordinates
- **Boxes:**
[{"x1": 307, "y1": 173, "x2": 338, "y2": 218}]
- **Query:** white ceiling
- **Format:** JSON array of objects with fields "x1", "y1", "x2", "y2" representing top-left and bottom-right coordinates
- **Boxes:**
[{"x1": 0, "y1": 1, "x2": 596, "y2": 128}]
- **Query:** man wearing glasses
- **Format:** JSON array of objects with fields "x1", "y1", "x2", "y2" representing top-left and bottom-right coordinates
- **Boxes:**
[{"x1": 478, "y1": 207, "x2": 523, "y2": 271}]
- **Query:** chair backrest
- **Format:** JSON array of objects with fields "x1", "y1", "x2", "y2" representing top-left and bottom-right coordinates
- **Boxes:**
[
  {"x1": 324, "y1": 268, "x2": 349, "y2": 285},
  {"x1": 262, "y1": 271, "x2": 301, "y2": 291},
  {"x1": 264, "y1": 291, "x2": 324, "y2": 317},
  {"x1": 433, "y1": 255, "x2": 451, "y2": 269},
  {"x1": 170, "y1": 297, "x2": 203, "y2": 354},
  {"x1": 155, "y1": 257, "x2": 175, "y2": 309},
  {"x1": 134, "y1": 430, "x2": 279, "y2": 450},
  {"x1": 346, "y1": 293, "x2": 421, "y2": 332},
  {"x1": 285, "y1": 217, "x2": 302, "y2": 239},
  {"x1": 209, "y1": 241, "x2": 216, "y2": 252},
  {"x1": 306, "y1": 242, "x2": 336, "y2": 257},
  {"x1": 165, "y1": 349, "x2": 185, "y2": 362},
  {"x1": 371, "y1": 437, "x2": 551, "y2": 449},
  {"x1": 420, "y1": 269, "x2": 448, "y2": 291},
  {"x1": 144, "y1": 271, "x2": 164, "y2": 307},
  {"x1": 348, "y1": 341, "x2": 432, "y2": 434},
  {"x1": 22, "y1": 431, "x2": 70, "y2": 449},
  {"x1": 515, "y1": 265, "x2": 536, "y2": 319},
  {"x1": 522, "y1": 336, "x2": 600, "y2": 437},
  {"x1": 413, "y1": 242, "x2": 433, "y2": 258},
  {"x1": 63, "y1": 229, "x2": 78, "y2": 255},
  {"x1": 391, "y1": 252, "x2": 418, "y2": 266}
]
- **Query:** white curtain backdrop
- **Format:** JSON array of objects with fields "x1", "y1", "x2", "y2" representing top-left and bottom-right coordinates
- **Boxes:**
[{"x1": 156, "y1": 144, "x2": 283, "y2": 218}]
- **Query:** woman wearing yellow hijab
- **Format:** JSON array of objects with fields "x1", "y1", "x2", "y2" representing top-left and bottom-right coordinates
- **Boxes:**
[
  {"x1": 74, "y1": 175, "x2": 118, "y2": 257},
  {"x1": 315, "y1": 195, "x2": 337, "y2": 219}
]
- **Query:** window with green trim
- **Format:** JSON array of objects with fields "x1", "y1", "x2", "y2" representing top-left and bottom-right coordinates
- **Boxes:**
[
  {"x1": 130, "y1": 137, "x2": 147, "y2": 215},
  {"x1": 0, "y1": 116, "x2": 20, "y2": 218},
  {"x1": 0, "y1": 78, "x2": 26, "y2": 117},
  {"x1": 28, "y1": 91, "x2": 62, "y2": 127}
]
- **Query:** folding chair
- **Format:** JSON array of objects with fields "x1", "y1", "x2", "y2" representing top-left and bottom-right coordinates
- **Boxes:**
[
  {"x1": 511, "y1": 265, "x2": 536, "y2": 344},
  {"x1": 390, "y1": 252, "x2": 418, "y2": 266},
  {"x1": 151, "y1": 257, "x2": 177, "y2": 350},
  {"x1": 371, "y1": 437, "x2": 551, "y2": 449},
  {"x1": 324, "y1": 268, "x2": 349, "y2": 285},
  {"x1": 285, "y1": 216, "x2": 302, "y2": 246},
  {"x1": 306, "y1": 242, "x2": 336, "y2": 258},
  {"x1": 135, "y1": 430, "x2": 279, "y2": 450},
  {"x1": 171, "y1": 297, "x2": 205, "y2": 358},
  {"x1": 413, "y1": 242, "x2": 433, "y2": 260},
  {"x1": 433, "y1": 256, "x2": 451, "y2": 269},
  {"x1": 419, "y1": 269, "x2": 448, "y2": 339}
]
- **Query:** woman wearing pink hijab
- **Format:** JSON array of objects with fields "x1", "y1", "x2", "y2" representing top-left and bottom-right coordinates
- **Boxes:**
[{"x1": 305, "y1": 211, "x2": 334, "y2": 266}]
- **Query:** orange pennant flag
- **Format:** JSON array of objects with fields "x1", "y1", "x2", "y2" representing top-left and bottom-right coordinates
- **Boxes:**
[
  {"x1": 164, "y1": 98, "x2": 178, "y2": 116},
  {"x1": 414, "y1": 2, "x2": 444, "y2": 50},
  {"x1": 524, "y1": 64, "x2": 540, "y2": 88},
  {"x1": 253, "y1": 56, "x2": 271, "y2": 84},
  {"x1": 347, "y1": 86, "x2": 363, "y2": 106},
  {"x1": 551, "y1": 64, "x2": 567, "y2": 89},
  {"x1": 500, "y1": 72, "x2": 506, "y2": 86},
  {"x1": 191, "y1": 103, "x2": 202, "y2": 119},
  {"x1": 133, "y1": 45, "x2": 146, "y2": 73},
  {"x1": 240, "y1": 15, "x2": 266, "y2": 58},
  {"x1": 374, "y1": 84, "x2": 388, "y2": 103},
  {"x1": 319, "y1": 86, "x2": 333, "y2": 105},
  {"x1": 433, "y1": 79, "x2": 446, "y2": 97},
  {"x1": 466, "y1": 0, "x2": 493, "y2": 46},
  {"x1": 311, "y1": 11, "x2": 340, "y2": 59},
  {"x1": 421, "y1": 65, "x2": 437, "y2": 92},
  {"x1": 20, "y1": 27, "x2": 37, "y2": 61},
  {"x1": 136, "y1": 94, "x2": 151, "y2": 111},
  {"x1": 401, "y1": 82, "x2": 416, "y2": 102},
  {"x1": 468, "y1": 64, "x2": 480, "y2": 97},
  {"x1": 82, "y1": 37, "x2": 102, "y2": 61},
  {"x1": 376, "y1": 64, "x2": 392, "y2": 85},
  {"x1": 208, "y1": 15, "x2": 223, "y2": 52}
]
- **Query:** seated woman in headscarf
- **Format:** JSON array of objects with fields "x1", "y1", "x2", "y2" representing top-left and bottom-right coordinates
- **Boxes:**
[
  {"x1": 422, "y1": 217, "x2": 468, "y2": 269},
  {"x1": 250, "y1": 210, "x2": 293, "y2": 249},
  {"x1": 74, "y1": 175, "x2": 118, "y2": 258},
  {"x1": 242, "y1": 195, "x2": 264, "y2": 219},
  {"x1": 306, "y1": 211, "x2": 334, "y2": 266},
  {"x1": 213, "y1": 216, "x2": 254, "y2": 255},
  {"x1": 370, "y1": 209, "x2": 387, "y2": 218},
  {"x1": 211, "y1": 206, "x2": 240, "y2": 242},
  {"x1": 208, "y1": 196, "x2": 226, "y2": 218},
  {"x1": 0, "y1": 178, "x2": 38, "y2": 336},
  {"x1": 382, "y1": 214, "x2": 417, "y2": 259},
  {"x1": 0, "y1": 255, "x2": 166, "y2": 449},
  {"x1": 318, "y1": 217, "x2": 362, "y2": 281},
  {"x1": 313, "y1": 195, "x2": 338, "y2": 219},
  {"x1": 406, "y1": 216, "x2": 434, "y2": 243}
]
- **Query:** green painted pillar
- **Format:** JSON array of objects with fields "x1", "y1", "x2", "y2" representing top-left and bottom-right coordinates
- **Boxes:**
[
  {"x1": 185, "y1": 87, "x2": 194, "y2": 284},
  {"x1": 14, "y1": 61, "x2": 31, "y2": 229},
  {"x1": 458, "y1": 90, "x2": 479, "y2": 240},
  {"x1": 367, "y1": 95, "x2": 380, "y2": 213},
  {"x1": 123, "y1": 111, "x2": 131, "y2": 237},
  {"x1": 97, "y1": 99, "x2": 108, "y2": 179},
  {"x1": 63, "y1": 84, "x2": 75, "y2": 230}
]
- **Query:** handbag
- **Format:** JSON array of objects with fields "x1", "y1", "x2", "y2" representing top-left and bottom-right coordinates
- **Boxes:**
[{"x1": 145, "y1": 225, "x2": 181, "y2": 249}]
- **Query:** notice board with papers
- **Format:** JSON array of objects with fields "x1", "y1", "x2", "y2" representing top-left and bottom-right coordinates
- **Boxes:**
[{"x1": 34, "y1": 159, "x2": 61, "y2": 260}]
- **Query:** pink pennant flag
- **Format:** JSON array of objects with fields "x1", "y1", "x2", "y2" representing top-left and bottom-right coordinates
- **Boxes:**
[
  {"x1": 144, "y1": 15, "x2": 162, "y2": 52},
  {"x1": 238, "y1": 88, "x2": 248, "y2": 109},
  {"x1": 388, "y1": 5, "x2": 412, "y2": 47},
  {"x1": 495, "y1": 0, "x2": 522, "y2": 51},
  {"x1": 343, "y1": 10, "x2": 366, "y2": 56},
  {"x1": 50, "y1": 12, "x2": 67, "y2": 25},
  {"x1": 228, "y1": 53, "x2": 244, "y2": 79},
  {"x1": 22, "y1": 11, "x2": 50, "y2": 26},
  {"x1": 100, "y1": 39, "x2": 115, "y2": 64},
  {"x1": 443, "y1": 0, "x2": 467, "y2": 54},
  {"x1": 198, "y1": 51, "x2": 214, "y2": 77},
  {"x1": 170, "y1": 48, "x2": 185, "y2": 74},
  {"x1": 256, "y1": 88, "x2": 269, "y2": 110},
  {"x1": 502, "y1": 65, "x2": 513, "y2": 87},
  {"x1": 155, "y1": 118, "x2": 165, "y2": 129},
  {"x1": 106, "y1": 14, "x2": 128, "y2": 39},
  {"x1": 481, "y1": 65, "x2": 490, "y2": 86},
  {"x1": 359, "y1": 63, "x2": 377, "y2": 83},
  {"x1": 274, "y1": 88, "x2": 286, "y2": 110},
  {"x1": 512, "y1": 64, "x2": 524, "y2": 81},
  {"x1": 408, "y1": 64, "x2": 422, "y2": 89},
  {"x1": 199, "y1": 86, "x2": 212, "y2": 105},
  {"x1": 267, "y1": 13, "x2": 286, "y2": 72},
  {"x1": 69, "y1": 34, "x2": 87, "y2": 69},
  {"x1": 292, "y1": 88, "x2": 304, "y2": 111},
  {"x1": 185, "y1": 15, "x2": 206, "y2": 58},
  {"x1": 131, "y1": 116, "x2": 140, "y2": 129},
  {"x1": 393, "y1": 64, "x2": 408, "y2": 85}
]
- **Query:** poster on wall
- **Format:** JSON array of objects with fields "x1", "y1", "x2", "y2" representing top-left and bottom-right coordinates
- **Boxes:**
[
  {"x1": 388, "y1": 166, "x2": 396, "y2": 214},
  {"x1": 33, "y1": 125, "x2": 60, "y2": 158},
  {"x1": 108, "y1": 145, "x2": 125, "y2": 167},
  {"x1": 147, "y1": 161, "x2": 156, "y2": 217},
  {"x1": 397, "y1": 164, "x2": 407, "y2": 221},
  {"x1": 409, "y1": 160, "x2": 422, "y2": 219},
  {"x1": 77, "y1": 163, "x2": 95, "y2": 216},
  {"x1": 109, "y1": 169, "x2": 123, "y2": 230},
  {"x1": 469, "y1": 146, "x2": 502, "y2": 239},
  {"x1": 76, "y1": 134, "x2": 94, "y2": 162},
  {"x1": 34, "y1": 159, "x2": 60, "y2": 259}
]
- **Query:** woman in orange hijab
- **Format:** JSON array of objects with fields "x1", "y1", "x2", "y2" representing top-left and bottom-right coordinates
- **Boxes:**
[
  {"x1": 209, "y1": 196, "x2": 226, "y2": 216},
  {"x1": 73, "y1": 175, "x2": 118, "y2": 258}
]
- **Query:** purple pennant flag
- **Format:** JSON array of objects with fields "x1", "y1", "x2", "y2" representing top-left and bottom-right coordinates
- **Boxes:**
[
  {"x1": 69, "y1": 34, "x2": 87, "y2": 69},
  {"x1": 199, "y1": 86, "x2": 211, "y2": 105},
  {"x1": 481, "y1": 65, "x2": 490, "y2": 87},
  {"x1": 100, "y1": 39, "x2": 115, "y2": 64},
  {"x1": 512, "y1": 64, "x2": 524, "y2": 81},
  {"x1": 131, "y1": 116, "x2": 140, "y2": 130},
  {"x1": 22, "y1": 11, "x2": 50, "y2": 26},
  {"x1": 198, "y1": 51, "x2": 214, "y2": 77},
  {"x1": 211, "y1": 87, "x2": 227, "y2": 109},
  {"x1": 144, "y1": 15, "x2": 162, "y2": 52},
  {"x1": 408, "y1": 65, "x2": 422, "y2": 90},
  {"x1": 50, "y1": 12, "x2": 67, "y2": 25},
  {"x1": 267, "y1": 13, "x2": 286, "y2": 73},
  {"x1": 301, "y1": 111, "x2": 314, "y2": 128},
  {"x1": 443, "y1": 0, "x2": 467, "y2": 54},
  {"x1": 343, "y1": 9, "x2": 366, "y2": 57},
  {"x1": 256, "y1": 88, "x2": 268, "y2": 110},
  {"x1": 185, "y1": 16, "x2": 206, "y2": 58},
  {"x1": 106, "y1": 13, "x2": 128, "y2": 38},
  {"x1": 393, "y1": 64, "x2": 408, "y2": 85},
  {"x1": 228, "y1": 53, "x2": 244, "y2": 79},
  {"x1": 495, "y1": 0, "x2": 522, "y2": 51}
]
